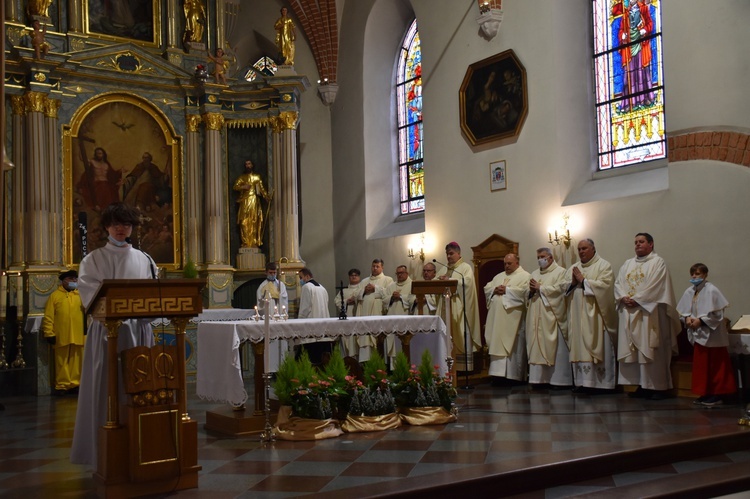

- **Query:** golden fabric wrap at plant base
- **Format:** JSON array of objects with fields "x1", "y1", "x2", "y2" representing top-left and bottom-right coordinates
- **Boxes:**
[
  {"x1": 341, "y1": 412, "x2": 401, "y2": 433},
  {"x1": 272, "y1": 417, "x2": 343, "y2": 441},
  {"x1": 400, "y1": 407, "x2": 457, "y2": 426}
]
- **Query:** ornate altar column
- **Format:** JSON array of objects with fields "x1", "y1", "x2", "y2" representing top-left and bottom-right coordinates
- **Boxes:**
[
  {"x1": 67, "y1": 0, "x2": 81, "y2": 31},
  {"x1": 202, "y1": 111, "x2": 227, "y2": 267},
  {"x1": 44, "y1": 97, "x2": 61, "y2": 264},
  {"x1": 9, "y1": 95, "x2": 25, "y2": 269},
  {"x1": 184, "y1": 114, "x2": 203, "y2": 266},
  {"x1": 22, "y1": 91, "x2": 54, "y2": 268},
  {"x1": 4, "y1": 0, "x2": 21, "y2": 22},
  {"x1": 273, "y1": 111, "x2": 302, "y2": 264},
  {"x1": 201, "y1": 111, "x2": 233, "y2": 307}
]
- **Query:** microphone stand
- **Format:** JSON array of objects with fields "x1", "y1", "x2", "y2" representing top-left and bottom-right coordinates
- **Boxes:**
[{"x1": 433, "y1": 260, "x2": 474, "y2": 390}]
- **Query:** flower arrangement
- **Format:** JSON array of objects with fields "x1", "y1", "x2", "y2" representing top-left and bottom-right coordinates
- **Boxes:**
[
  {"x1": 273, "y1": 348, "x2": 348, "y2": 420},
  {"x1": 347, "y1": 350, "x2": 396, "y2": 417},
  {"x1": 390, "y1": 350, "x2": 456, "y2": 412}
]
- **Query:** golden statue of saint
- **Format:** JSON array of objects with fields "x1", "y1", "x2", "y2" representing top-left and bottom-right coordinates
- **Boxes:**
[
  {"x1": 233, "y1": 160, "x2": 270, "y2": 248},
  {"x1": 183, "y1": 0, "x2": 206, "y2": 43},
  {"x1": 27, "y1": 0, "x2": 53, "y2": 18},
  {"x1": 274, "y1": 6, "x2": 296, "y2": 65}
]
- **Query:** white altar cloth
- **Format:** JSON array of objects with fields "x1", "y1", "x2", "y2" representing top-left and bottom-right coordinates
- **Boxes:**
[{"x1": 196, "y1": 315, "x2": 448, "y2": 406}]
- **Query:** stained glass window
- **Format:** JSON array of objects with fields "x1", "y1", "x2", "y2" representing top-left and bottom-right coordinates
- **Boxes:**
[
  {"x1": 593, "y1": 0, "x2": 666, "y2": 170},
  {"x1": 396, "y1": 19, "x2": 424, "y2": 214}
]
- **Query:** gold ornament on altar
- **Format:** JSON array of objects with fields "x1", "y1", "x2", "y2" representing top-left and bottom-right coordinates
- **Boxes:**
[
  {"x1": 233, "y1": 160, "x2": 271, "y2": 248},
  {"x1": 183, "y1": 0, "x2": 206, "y2": 43},
  {"x1": 27, "y1": 0, "x2": 53, "y2": 18},
  {"x1": 274, "y1": 7, "x2": 296, "y2": 65}
]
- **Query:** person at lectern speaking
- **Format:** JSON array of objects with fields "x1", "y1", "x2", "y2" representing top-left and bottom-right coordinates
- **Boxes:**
[{"x1": 70, "y1": 203, "x2": 158, "y2": 466}]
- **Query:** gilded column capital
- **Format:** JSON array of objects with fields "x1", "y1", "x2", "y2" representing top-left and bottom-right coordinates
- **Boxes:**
[
  {"x1": 11, "y1": 96, "x2": 26, "y2": 116},
  {"x1": 43, "y1": 98, "x2": 61, "y2": 118},
  {"x1": 269, "y1": 116, "x2": 283, "y2": 134},
  {"x1": 186, "y1": 114, "x2": 202, "y2": 132},
  {"x1": 278, "y1": 111, "x2": 299, "y2": 130},
  {"x1": 23, "y1": 92, "x2": 47, "y2": 114},
  {"x1": 202, "y1": 112, "x2": 225, "y2": 131}
]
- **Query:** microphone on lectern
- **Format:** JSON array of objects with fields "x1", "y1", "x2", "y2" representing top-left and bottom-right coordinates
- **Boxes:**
[{"x1": 432, "y1": 259, "x2": 455, "y2": 276}]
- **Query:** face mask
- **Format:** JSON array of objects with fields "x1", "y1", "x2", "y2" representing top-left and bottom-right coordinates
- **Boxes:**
[
  {"x1": 538, "y1": 258, "x2": 550, "y2": 269},
  {"x1": 690, "y1": 278, "x2": 704, "y2": 287},
  {"x1": 267, "y1": 275, "x2": 276, "y2": 282},
  {"x1": 108, "y1": 235, "x2": 128, "y2": 247},
  {"x1": 67, "y1": 282, "x2": 78, "y2": 290}
]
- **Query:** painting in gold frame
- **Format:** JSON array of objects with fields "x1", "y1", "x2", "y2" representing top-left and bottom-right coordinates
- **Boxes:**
[
  {"x1": 63, "y1": 93, "x2": 181, "y2": 269},
  {"x1": 85, "y1": 0, "x2": 162, "y2": 46},
  {"x1": 459, "y1": 50, "x2": 528, "y2": 147}
]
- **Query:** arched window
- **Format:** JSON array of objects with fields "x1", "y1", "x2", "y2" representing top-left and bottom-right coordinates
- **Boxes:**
[
  {"x1": 396, "y1": 19, "x2": 424, "y2": 214},
  {"x1": 593, "y1": 0, "x2": 666, "y2": 170}
]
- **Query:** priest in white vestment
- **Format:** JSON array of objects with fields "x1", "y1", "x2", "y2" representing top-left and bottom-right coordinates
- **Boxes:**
[
  {"x1": 381, "y1": 265, "x2": 415, "y2": 359},
  {"x1": 420, "y1": 262, "x2": 438, "y2": 315},
  {"x1": 257, "y1": 261, "x2": 289, "y2": 371},
  {"x1": 484, "y1": 253, "x2": 530, "y2": 382},
  {"x1": 615, "y1": 233, "x2": 681, "y2": 400},
  {"x1": 564, "y1": 239, "x2": 618, "y2": 392},
  {"x1": 527, "y1": 247, "x2": 570, "y2": 387},
  {"x1": 436, "y1": 242, "x2": 481, "y2": 366},
  {"x1": 297, "y1": 267, "x2": 331, "y2": 363},
  {"x1": 334, "y1": 268, "x2": 361, "y2": 357},
  {"x1": 355, "y1": 259, "x2": 394, "y2": 360}
]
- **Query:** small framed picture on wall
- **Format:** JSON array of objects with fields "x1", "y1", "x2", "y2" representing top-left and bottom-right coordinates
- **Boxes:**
[{"x1": 489, "y1": 160, "x2": 507, "y2": 191}]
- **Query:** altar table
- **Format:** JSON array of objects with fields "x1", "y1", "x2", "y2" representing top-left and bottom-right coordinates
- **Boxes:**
[{"x1": 196, "y1": 315, "x2": 448, "y2": 409}]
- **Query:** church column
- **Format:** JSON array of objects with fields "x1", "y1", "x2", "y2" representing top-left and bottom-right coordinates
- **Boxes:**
[
  {"x1": 23, "y1": 91, "x2": 53, "y2": 267},
  {"x1": 270, "y1": 118, "x2": 283, "y2": 263},
  {"x1": 67, "y1": 0, "x2": 81, "y2": 31},
  {"x1": 201, "y1": 112, "x2": 232, "y2": 307},
  {"x1": 185, "y1": 114, "x2": 203, "y2": 266},
  {"x1": 165, "y1": 0, "x2": 179, "y2": 48},
  {"x1": 44, "y1": 97, "x2": 61, "y2": 264},
  {"x1": 9, "y1": 95, "x2": 25, "y2": 269},
  {"x1": 202, "y1": 112, "x2": 226, "y2": 267},
  {"x1": 5, "y1": 0, "x2": 21, "y2": 22},
  {"x1": 277, "y1": 111, "x2": 302, "y2": 263}
]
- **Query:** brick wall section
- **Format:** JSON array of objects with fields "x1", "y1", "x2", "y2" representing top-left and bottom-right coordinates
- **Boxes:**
[
  {"x1": 289, "y1": 0, "x2": 339, "y2": 84},
  {"x1": 668, "y1": 131, "x2": 750, "y2": 166}
]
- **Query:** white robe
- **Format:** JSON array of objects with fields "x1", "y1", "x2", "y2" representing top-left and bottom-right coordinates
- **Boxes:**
[
  {"x1": 356, "y1": 273, "x2": 393, "y2": 360},
  {"x1": 565, "y1": 254, "x2": 618, "y2": 389},
  {"x1": 527, "y1": 262, "x2": 571, "y2": 386},
  {"x1": 676, "y1": 281, "x2": 730, "y2": 347},
  {"x1": 70, "y1": 243, "x2": 158, "y2": 466},
  {"x1": 484, "y1": 267, "x2": 530, "y2": 381},
  {"x1": 381, "y1": 277, "x2": 415, "y2": 358},
  {"x1": 615, "y1": 252, "x2": 681, "y2": 391},
  {"x1": 297, "y1": 281, "x2": 331, "y2": 345},
  {"x1": 436, "y1": 259, "x2": 481, "y2": 354},
  {"x1": 334, "y1": 283, "x2": 361, "y2": 356}
]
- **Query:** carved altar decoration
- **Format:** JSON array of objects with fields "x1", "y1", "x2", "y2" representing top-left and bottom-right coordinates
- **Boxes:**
[{"x1": 87, "y1": 278, "x2": 205, "y2": 496}]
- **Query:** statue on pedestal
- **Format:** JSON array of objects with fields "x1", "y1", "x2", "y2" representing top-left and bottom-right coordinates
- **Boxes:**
[
  {"x1": 233, "y1": 160, "x2": 270, "y2": 248},
  {"x1": 274, "y1": 7, "x2": 296, "y2": 66},
  {"x1": 183, "y1": 0, "x2": 206, "y2": 44},
  {"x1": 27, "y1": 0, "x2": 53, "y2": 19},
  {"x1": 31, "y1": 20, "x2": 50, "y2": 59},
  {"x1": 207, "y1": 48, "x2": 228, "y2": 85}
]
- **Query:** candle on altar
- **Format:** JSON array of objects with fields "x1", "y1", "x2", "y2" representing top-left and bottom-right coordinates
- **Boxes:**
[{"x1": 263, "y1": 298, "x2": 271, "y2": 374}]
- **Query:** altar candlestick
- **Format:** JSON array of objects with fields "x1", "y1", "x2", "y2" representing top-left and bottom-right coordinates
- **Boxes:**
[
  {"x1": 16, "y1": 276, "x2": 23, "y2": 318},
  {"x1": 263, "y1": 298, "x2": 271, "y2": 374},
  {"x1": 0, "y1": 274, "x2": 6, "y2": 319}
]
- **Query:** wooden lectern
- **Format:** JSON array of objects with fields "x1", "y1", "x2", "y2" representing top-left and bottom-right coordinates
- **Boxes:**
[
  {"x1": 87, "y1": 278, "x2": 205, "y2": 498},
  {"x1": 412, "y1": 279, "x2": 458, "y2": 384}
]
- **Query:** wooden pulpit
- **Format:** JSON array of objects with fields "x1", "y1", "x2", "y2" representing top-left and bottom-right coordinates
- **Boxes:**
[
  {"x1": 412, "y1": 279, "x2": 458, "y2": 385},
  {"x1": 412, "y1": 279, "x2": 457, "y2": 316},
  {"x1": 87, "y1": 278, "x2": 205, "y2": 498}
]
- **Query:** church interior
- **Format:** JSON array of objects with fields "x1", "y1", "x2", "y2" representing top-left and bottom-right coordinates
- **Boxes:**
[{"x1": 1, "y1": 0, "x2": 750, "y2": 497}]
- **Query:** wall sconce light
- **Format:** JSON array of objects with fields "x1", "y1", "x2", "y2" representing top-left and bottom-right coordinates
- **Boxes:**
[
  {"x1": 548, "y1": 214, "x2": 572, "y2": 248},
  {"x1": 407, "y1": 247, "x2": 425, "y2": 262}
]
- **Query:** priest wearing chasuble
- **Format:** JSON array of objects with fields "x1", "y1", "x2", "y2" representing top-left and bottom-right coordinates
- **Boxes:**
[
  {"x1": 564, "y1": 239, "x2": 618, "y2": 392},
  {"x1": 380, "y1": 265, "x2": 416, "y2": 359},
  {"x1": 436, "y1": 242, "x2": 481, "y2": 358},
  {"x1": 356, "y1": 259, "x2": 394, "y2": 361},
  {"x1": 526, "y1": 248, "x2": 571, "y2": 387},
  {"x1": 484, "y1": 253, "x2": 530, "y2": 382},
  {"x1": 335, "y1": 268, "x2": 361, "y2": 357},
  {"x1": 615, "y1": 233, "x2": 681, "y2": 400}
]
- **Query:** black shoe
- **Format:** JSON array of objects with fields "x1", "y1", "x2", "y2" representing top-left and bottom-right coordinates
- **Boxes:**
[
  {"x1": 649, "y1": 390, "x2": 671, "y2": 401},
  {"x1": 628, "y1": 387, "x2": 651, "y2": 399},
  {"x1": 550, "y1": 384, "x2": 572, "y2": 391}
]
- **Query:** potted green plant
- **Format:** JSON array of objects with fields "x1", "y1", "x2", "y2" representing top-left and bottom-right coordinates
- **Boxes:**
[{"x1": 390, "y1": 350, "x2": 457, "y2": 425}]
